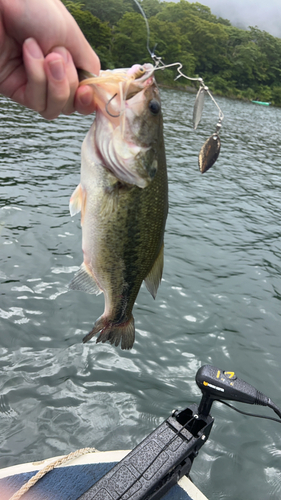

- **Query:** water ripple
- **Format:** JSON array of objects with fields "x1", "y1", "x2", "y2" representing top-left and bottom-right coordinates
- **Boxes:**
[{"x1": 1, "y1": 92, "x2": 281, "y2": 499}]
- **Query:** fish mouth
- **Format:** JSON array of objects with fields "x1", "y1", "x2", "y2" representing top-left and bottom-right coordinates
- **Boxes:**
[
  {"x1": 123, "y1": 64, "x2": 156, "y2": 99},
  {"x1": 81, "y1": 63, "x2": 160, "y2": 189},
  {"x1": 78, "y1": 63, "x2": 156, "y2": 119},
  {"x1": 78, "y1": 63, "x2": 155, "y2": 89}
]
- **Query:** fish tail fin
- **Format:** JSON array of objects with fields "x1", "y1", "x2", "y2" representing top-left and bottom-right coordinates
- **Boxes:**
[{"x1": 83, "y1": 315, "x2": 135, "y2": 350}]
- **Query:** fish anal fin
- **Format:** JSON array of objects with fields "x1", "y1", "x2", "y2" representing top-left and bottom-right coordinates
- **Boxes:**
[
  {"x1": 83, "y1": 314, "x2": 135, "y2": 350},
  {"x1": 144, "y1": 243, "x2": 164, "y2": 299},
  {"x1": 69, "y1": 262, "x2": 101, "y2": 295}
]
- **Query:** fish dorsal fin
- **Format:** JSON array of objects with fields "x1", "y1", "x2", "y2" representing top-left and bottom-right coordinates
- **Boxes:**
[
  {"x1": 69, "y1": 263, "x2": 102, "y2": 295},
  {"x1": 144, "y1": 244, "x2": 164, "y2": 299}
]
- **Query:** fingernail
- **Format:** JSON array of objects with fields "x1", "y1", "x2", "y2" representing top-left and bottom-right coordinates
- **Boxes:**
[
  {"x1": 79, "y1": 88, "x2": 92, "y2": 106},
  {"x1": 25, "y1": 38, "x2": 42, "y2": 59},
  {"x1": 49, "y1": 59, "x2": 65, "y2": 81}
]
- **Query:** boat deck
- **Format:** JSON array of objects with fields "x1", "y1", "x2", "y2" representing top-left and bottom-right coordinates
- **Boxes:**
[{"x1": 0, "y1": 450, "x2": 208, "y2": 500}]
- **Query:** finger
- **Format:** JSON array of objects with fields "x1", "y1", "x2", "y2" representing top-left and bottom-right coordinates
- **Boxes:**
[
  {"x1": 56, "y1": 6, "x2": 101, "y2": 76},
  {"x1": 51, "y1": 47, "x2": 78, "y2": 116},
  {"x1": 21, "y1": 38, "x2": 47, "y2": 112},
  {"x1": 74, "y1": 85, "x2": 96, "y2": 115},
  {"x1": 42, "y1": 52, "x2": 70, "y2": 120},
  {"x1": 63, "y1": 20, "x2": 101, "y2": 77}
]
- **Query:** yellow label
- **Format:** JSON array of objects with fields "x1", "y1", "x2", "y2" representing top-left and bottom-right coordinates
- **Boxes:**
[{"x1": 224, "y1": 371, "x2": 235, "y2": 379}]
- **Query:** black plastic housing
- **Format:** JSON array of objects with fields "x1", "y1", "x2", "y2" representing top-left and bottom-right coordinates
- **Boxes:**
[
  {"x1": 78, "y1": 404, "x2": 213, "y2": 500},
  {"x1": 196, "y1": 365, "x2": 269, "y2": 416}
]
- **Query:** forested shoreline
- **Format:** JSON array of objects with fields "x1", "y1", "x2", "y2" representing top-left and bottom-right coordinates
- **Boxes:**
[{"x1": 63, "y1": 0, "x2": 281, "y2": 106}]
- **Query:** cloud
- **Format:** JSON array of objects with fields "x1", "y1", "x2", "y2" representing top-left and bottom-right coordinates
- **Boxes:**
[{"x1": 171, "y1": 0, "x2": 281, "y2": 37}]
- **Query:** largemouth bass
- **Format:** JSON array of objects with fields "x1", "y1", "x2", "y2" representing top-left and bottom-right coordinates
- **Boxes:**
[{"x1": 69, "y1": 64, "x2": 168, "y2": 350}]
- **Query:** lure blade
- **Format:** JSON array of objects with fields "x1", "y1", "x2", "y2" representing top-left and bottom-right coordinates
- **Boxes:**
[
  {"x1": 193, "y1": 87, "x2": 205, "y2": 129},
  {"x1": 198, "y1": 133, "x2": 221, "y2": 173}
]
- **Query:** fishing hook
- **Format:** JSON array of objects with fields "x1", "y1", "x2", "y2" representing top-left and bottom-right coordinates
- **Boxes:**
[
  {"x1": 105, "y1": 93, "x2": 120, "y2": 118},
  {"x1": 132, "y1": 0, "x2": 224, "y2": 127}
]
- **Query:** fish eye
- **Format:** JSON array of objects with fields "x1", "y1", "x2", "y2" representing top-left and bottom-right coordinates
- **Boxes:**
[{"x1": 148, "y1": 99, "x2": 161, "y2": 115}]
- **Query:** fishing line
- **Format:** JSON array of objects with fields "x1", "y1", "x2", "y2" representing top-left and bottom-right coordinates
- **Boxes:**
[
  {"x1": 154, "y1": 60, "x2": 224, "y2": 123},
  {"x1": 131, "y1": 0, "x2": 224, "y2": 173},
  {"x1": 132, "y1": 0, "x2": 152, "y2": 57},
  {"x1": 132, "y1": 0, "x2": 223, "y2": 118}
]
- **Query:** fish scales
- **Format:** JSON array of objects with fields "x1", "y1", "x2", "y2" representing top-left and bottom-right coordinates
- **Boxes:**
[{"x1": 70, "y1": 64, "x2": 168, "y2": 350}]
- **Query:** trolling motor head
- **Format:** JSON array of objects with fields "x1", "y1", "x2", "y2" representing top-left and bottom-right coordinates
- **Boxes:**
[
  {"x1": 78, "y1": 365, "x2": 281, "y2": 500},
  {"x1": 196, "y1": 364, "x2": 281, "y2": 419}
]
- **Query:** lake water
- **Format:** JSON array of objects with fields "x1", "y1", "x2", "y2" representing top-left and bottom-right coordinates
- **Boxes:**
[{"x1": 1, "y1": 88, "x2": 281, "y2": 500}]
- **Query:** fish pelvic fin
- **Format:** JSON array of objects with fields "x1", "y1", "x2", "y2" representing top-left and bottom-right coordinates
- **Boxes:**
[
  {"x1": 144, "y1": 243, "x2": 164, "y2": 299},
  {"x1": 83, "y1": 314, "x2": 135, "y2": 350},
  {"x1": 69, "y1": 263, "x2": 102, "y2": 295}
]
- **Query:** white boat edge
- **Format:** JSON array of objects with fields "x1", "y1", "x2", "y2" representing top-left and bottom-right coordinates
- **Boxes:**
[{"x1": 0, "y1": 450, "x2": 208, "y2": 500}]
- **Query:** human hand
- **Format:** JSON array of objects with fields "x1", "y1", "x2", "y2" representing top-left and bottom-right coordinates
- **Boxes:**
[{"x1": 0, "y1": 0, "x2": 100, "y2": 119}]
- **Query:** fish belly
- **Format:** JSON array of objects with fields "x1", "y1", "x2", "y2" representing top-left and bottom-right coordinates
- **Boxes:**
[{"x1": 77, "y1": 132, "x2": 167, "y2": 349}]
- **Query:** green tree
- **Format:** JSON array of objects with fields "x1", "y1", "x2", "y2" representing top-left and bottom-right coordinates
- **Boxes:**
[
  {"x1": 84, "y1": 0, "x2": 137, "y2": 26},
  {"x1": 186, "y1": 16, "x2": 229, "y2": 76},
  {"x1": 156, "y1": 1, "x2": 229, "y2": 77},
  {"x1": 230, "y1": 41, "x2": 269, "y2": 88},
  {"x1": 112, "y1": 12, "x2": 149, "y2": 67},
  {"x1": 156, "y1": 0, "x2": 193, "y2": 25},
  {"x1": 248, "y1": 27, "x2": 281, "y2": 86},
  {"x1": 217, "y1": 17, "x2": 231, "y2": 27},
  {"x1": 141, "y1": 0, "x2": 163, "y2": 18},
  {"x1": 63, "y1": 0, "x2": 281, "y2": 106},
  {"x1": 189, "y1": 2, "x2": 218, "y2": 23},
  {"x1": 149, "y1": 17, "x2": 196, "y2": 77},
  {"x1": 62, "y1": 1, "x2": 113, "y2": 68}
]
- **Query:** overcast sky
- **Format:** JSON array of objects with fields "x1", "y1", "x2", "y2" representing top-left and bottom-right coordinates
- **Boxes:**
[{"x1": 175, "y1": 0, "x2": 281, "y2": 38}]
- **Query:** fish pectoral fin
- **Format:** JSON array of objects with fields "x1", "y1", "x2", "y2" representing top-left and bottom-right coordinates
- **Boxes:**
[
  {"x1": 83, "y1": 314, "x2": 135, "y2": 350},
  {"x1": 69, "y1": 263, "x2": 102, "y2": 295},
  {"x1": 144, "y1": 243, "x2": 164, "y2": 299},
  {"x1": 69, "y1": 184, "x2": 84, "y2": 217}
]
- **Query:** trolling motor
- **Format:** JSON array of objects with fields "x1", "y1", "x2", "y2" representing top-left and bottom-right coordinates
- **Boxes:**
[
  {"x1": 196, "y1": 365, "x2": 281, "y2": 418},
  {"x1": 78, "y1": 365, "x2": 281, "y2": 500}
]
